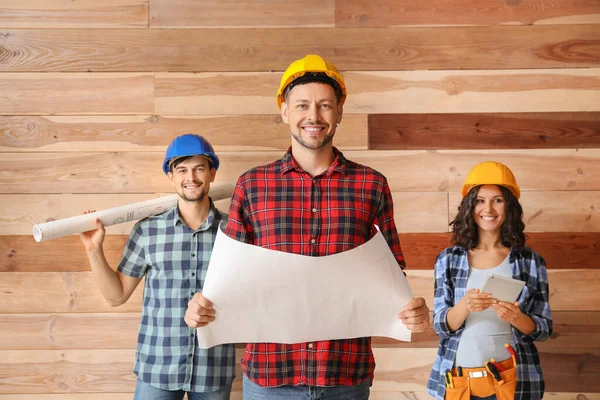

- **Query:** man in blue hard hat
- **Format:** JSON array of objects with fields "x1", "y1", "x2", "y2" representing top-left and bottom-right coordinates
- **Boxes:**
[{"x1": 79, "y1": 134, "x2": 235, "y2": 400}]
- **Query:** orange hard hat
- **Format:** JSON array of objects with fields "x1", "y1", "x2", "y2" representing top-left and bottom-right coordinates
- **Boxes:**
[{"x1": 461, "y1": 161, "x2": 520, "y2": 199}]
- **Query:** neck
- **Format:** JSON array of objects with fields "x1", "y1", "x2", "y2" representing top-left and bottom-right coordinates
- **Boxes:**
[
  {"x1": 291, "y1": 142, "x2": 335, "y2": 177},
  {"x1": 476, "y1": 230, "x2": 504, "y2": 250},
  {"x1": 177, "y1": 196, "x2": 211, "y2": 231}
]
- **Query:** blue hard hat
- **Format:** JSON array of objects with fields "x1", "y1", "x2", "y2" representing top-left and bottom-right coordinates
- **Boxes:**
[{"x1": 162, "y1": 134, "x2": 219, "y2": 174}]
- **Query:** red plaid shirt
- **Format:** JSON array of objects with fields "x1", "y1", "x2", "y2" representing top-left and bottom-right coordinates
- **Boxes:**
[{"x1": 225, "y1": 147, "x2": 406, "y2": 387}]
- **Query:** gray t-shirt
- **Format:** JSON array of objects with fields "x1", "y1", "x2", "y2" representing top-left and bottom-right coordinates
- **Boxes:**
[{"x1": 454, "y1": 255, "x2": 513, "y2": 367}]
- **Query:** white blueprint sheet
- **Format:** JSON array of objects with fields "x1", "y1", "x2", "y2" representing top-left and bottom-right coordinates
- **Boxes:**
[{"x1": 197, "y1": 225, "x2": 414, "y2": 348}]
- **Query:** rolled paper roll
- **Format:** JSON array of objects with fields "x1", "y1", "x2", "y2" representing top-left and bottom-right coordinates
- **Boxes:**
[{"x1": 32, "y1": 183, "x2": 233, "y2": 242}]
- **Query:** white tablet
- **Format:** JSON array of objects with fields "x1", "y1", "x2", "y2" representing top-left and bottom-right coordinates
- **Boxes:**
[{"x1": 480, "y1": 274, "x2": 526, "y2": 303}]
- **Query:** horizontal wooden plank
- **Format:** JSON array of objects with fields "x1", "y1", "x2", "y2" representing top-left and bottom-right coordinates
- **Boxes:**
[
  {"x1": 345, "y1": 69, "x2": 600, "y2": 114},
  {"x1": 0, "y1": 115, "x2": 367, "y2": 152},
  {"x1": 155, "y1": 69, "x2": 600, "y2": 115},
  {"x1": 0, "y1": 192, "x2": 440, "y2": 235},
  {"x1": 406, "y1": 270, "x2": 600, "y2": 313},
  {"x1": 369, "y1": 112, "x2": 600, "y2": 150},
  {"x1": 392, "y1": 192, "x2": 449, "y2": 233},
  {"x1": 1, "y1": 270, "x2": 597, "y2": 313},
  {"x1": 0, "y1": 349, "x2": 597, "y2": 393},
  {"x1": 3, "y1": 232, "x2": 597, "y2": 272},
  {"x1": 0, "y1": 193, "x2": 231, "y2": 236},
  {"x1": 2, "y1": 149, "x2": 599, "y2": 193},
  {"x1": 0, "y1": 74, "x2": 154, "y2": 115},
  {"x1": 0, "y1": 194, "x2": 159, "y2": 236},
  {"x1": 0, "y1": 0, "x2": 148, "y2": 28},
  {"x1": 0, "y1": 272, "x2": 144, "y2": 313},
  {"x1": 336, "y1": 0, "x2": 600, "y2": 27},
  {"x1": 449, "y1": 190, "x2": 600, "y2": 232},
  {"x1": 1, "y1": 26, "x2": 599, "y2": 72},
  {"x1": 1, "y1": 311, "x2": 596, "y2": 350},
  {"x1": 150, "y1": 0, "x2": 334, "y2": 27}
]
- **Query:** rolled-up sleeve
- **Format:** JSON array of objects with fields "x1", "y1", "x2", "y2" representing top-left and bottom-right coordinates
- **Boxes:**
[{"x1": 433, "y1": 252, "x2": 463, "y2": 339}]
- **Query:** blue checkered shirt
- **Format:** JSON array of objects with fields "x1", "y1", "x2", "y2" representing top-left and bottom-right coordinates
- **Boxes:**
[
  {"x1": 427, "y1": 245, "x2": 552, "y2": 400},
  {"x1": 117, "y1": 200, "x2": 236, "y2": 392}
]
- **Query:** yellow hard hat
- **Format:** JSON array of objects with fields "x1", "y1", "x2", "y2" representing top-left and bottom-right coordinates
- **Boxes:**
[
  {"x1": 276, "y1": 54, "x2": 347, "y2": 109},
  {"x1": 461, "y1": 161, "x2": 520, "y2": 199}
]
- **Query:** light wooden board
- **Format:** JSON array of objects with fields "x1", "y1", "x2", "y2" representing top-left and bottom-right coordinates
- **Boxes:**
[
  {"x1": 336, "y1": 0, "x2": 600, "y2": 27},
  {"x1": 2, "y1": 149, "x2": 599, "y2": 193},
  {"x1": 0, "y1": 192, "x2": 442, "y2": 235},
  {"x1": 150, "y1": 0, "x2": 334, "y2": 27},
  {"x1": 0, "y1": 74, "x2": 154, "y2": 115},
  {"x1": 449, "y1": 191, "x2": 600, "y2": 232},
  {"x1": 1, "y1": 311, "x2": 596, "y2": 350},
  {"x1": 155, "y1": 69, "x2": 600, "y2": 115},
  {"x1": 0, "y1": 194, "x2": 159, "y2": 236},
  {"x1": 1, "y1": 270, "x2": 597, "y2": 314},
  {"x1": 0, "y1": 115, "x2": 367, "y2": 152},
  {"x1": 0, "y1": 348, "x2": 597, "y2": 393},
  {"x1": 0, "y1": 0, "x2": 148, "y2": 28},
  {"x1": 3, "y1": 232, "x2": 597, "y2": 272},
  {"x1": 1, "y1": 26, "x2": 599, "y2": 72}
]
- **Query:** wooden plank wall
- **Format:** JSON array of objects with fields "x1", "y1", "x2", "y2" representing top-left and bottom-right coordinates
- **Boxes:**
[{"x1": 1, "y1": 1, "x2": 600, "y2": 398}]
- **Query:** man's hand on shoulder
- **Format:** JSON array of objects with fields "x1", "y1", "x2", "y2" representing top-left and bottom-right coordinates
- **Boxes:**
[{"x1": 398, "y1": 296, "x2": 430, "y2": 332}]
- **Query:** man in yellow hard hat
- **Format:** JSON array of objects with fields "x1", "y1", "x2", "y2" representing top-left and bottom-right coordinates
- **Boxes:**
[{"x1": 189, "y1": 55, "x2": 430, "y2": 399}]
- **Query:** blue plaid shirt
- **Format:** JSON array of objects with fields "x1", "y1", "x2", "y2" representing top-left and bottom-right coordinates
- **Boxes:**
[
  {"x1": 427, "y1": 245, "x2": 552, "y2": 400},
  {"x1": 117, "y1": 200, "x2": 236, "y2": 392}
]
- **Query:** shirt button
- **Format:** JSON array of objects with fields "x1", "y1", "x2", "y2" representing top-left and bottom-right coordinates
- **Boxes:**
[
  {"x1": 191, "y1": 272, "x2": 196, "y2": 277},
  {"x1": 308, "y1": 343, "x2": 314, "y2": 349},
  {"x1": 191, "y1": 253, "x2": 196, "y2": 258},
  {"x1": 311, "y1": 208, "x2": 317, "y2": 213},
  {"x1": 310, "y1": 238, "x2": 316, "y2": 244},
  {"x1": 190, "y1": 292, "x2": 195, "y2": 297}
]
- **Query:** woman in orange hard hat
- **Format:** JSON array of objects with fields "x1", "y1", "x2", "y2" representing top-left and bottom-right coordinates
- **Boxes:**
[{"x1": 427, "y1": 161, "x2": 552, "y2": 400}]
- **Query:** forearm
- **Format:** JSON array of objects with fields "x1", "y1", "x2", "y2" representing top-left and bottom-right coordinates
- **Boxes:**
[
  {"x1": 511, "y1": 312, "x2": 536, "y2": 336},
  {"x1": 86, "y1": 248, "x2": 126, "y2": 305},
  {"x1": 446, "y1": 298, "x2": 470, "y2": 332}
]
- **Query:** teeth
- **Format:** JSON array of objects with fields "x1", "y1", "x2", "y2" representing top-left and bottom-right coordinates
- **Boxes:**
[
  {"x1": 482, "y1": 216, "x2": 496, "y2": 220},
  {"x1": 303, "y1": 127, "x2": 322, "y2": 132}
]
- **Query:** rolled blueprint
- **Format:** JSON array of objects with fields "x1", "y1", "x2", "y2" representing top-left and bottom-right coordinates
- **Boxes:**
[{"x1": 32, "y1": 183, "x2": 233, "y2": 242}]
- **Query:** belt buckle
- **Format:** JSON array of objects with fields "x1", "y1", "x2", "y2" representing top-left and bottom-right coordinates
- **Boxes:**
[{"x1": 469, "y1": 370, "x2": 488, "y2": 378}]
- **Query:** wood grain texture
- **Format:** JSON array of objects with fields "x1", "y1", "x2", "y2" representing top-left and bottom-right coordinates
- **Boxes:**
[
  {"x1": 150, "y1": 0, "x2": 334, "y2": 27},
  {"x1": 344, "y1": 69, "x2": 600, "y2": 114},
  {"x1": 0, "y1": 192, "x2": 443, "y2": 236},
  {"x1": 1, "y1": 26, "x2": 599, "y2": 72},
  {"x1": 2, "y1": 311, "x2": 596, "y2": 350},
  {"x1": 0, "y1": 194, "x2": 159, "y2": 236},
  {"x1": 1, "y1": 270, "x2": 597, "y2": 313},
  {"x1": 449, "y1": 191, "x2": 600, "y2": 232},
  {"x1": 0, "y1": 0, "x2": 148, "y2": 28},
  {"x1": 0, "y1": 74, "x2": 154, "y2": 115},
  {"x1": 391, "y1": 192, "x2": 449, "y2": 233},
  {"x1": 406, "y1": 269, "x2": 600, "y2": 312},
  {"x1": 369, "y1": 112, "x2": 600, "y2": 150},
  {"x1": 3, "y1": 150, "x2": 598, "y2": 193},
  {"x1": 3, "y1": 232, "x2": 597, "y2": 272},
  {"x1": 0, "y1": 115, "x2": 367, "y2": 152},
  {"x1": 1, "y1": 348, "x2": 597, "y2": 393},
  {"x1": 336, "y1": 0, "x2": 600, "y2": 27},
  {"x1": 155, "y1": 69, "x2": 600, "y2": 115}
]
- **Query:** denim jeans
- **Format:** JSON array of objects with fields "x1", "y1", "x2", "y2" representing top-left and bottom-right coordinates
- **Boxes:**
[
  {"x1": 242, "y1": 374, "x2": 370, "y2": 400},
  {"x1": 133, "y1": 378, "x2": 232, "y2": 400}
]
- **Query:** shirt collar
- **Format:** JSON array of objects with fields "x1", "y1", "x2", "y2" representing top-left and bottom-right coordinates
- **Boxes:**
[
  {"x1": 280, "y1": 146, "x2": 348, "y2": 177},
  {"x1": 171, "y1": 198, "x2": 218, "y2": 232}
]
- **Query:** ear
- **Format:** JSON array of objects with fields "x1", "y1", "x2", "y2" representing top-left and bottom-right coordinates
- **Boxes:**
[
  {"x1": 281, "y1": 102, "x2": 289, "y2": 124},
  {"x1": 168, "y1": 171, "x2": 175, "y2": 187},
  {"x1": 209, "y1": 168, "x2": 216, "y2": 183},
  {"x1": 336, "y1": 102, "x2": 343, "y2": 124}
]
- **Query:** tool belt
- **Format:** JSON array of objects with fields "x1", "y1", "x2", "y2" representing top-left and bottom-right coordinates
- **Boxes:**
[{"x1": 444, "y1": 357, "x2": 516, "y2": 400}]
